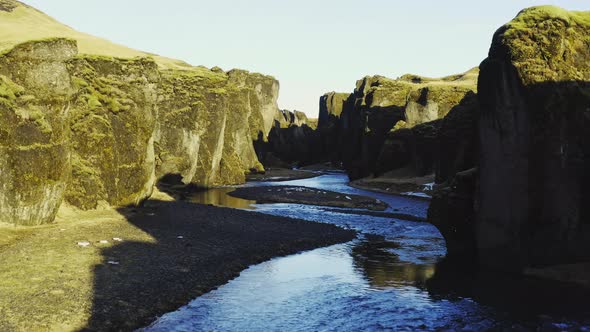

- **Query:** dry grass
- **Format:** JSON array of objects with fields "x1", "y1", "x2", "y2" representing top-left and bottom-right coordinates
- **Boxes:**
[{"x1": 0, "y1": 1, "x2": 192, "y2": 69}]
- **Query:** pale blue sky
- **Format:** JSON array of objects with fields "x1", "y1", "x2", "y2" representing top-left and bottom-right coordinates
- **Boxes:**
[{"x1": 26, "y1": 0, "x2": 587, "y2": 117}]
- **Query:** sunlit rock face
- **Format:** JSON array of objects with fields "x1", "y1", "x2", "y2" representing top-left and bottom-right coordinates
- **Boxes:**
[
  {"x1": 332, "y1": 69, "x2": 478, "y2": 179},
  {"x1": 66, "y1": 56, "x2": 160, "y2": 210},
  {"x1": 477, "y1": 6, "x2": 590, "y2": 270},
  {"x1": 155, "y1": 68, "x2": 278, "y2": 188},
  {"x1": 0, "y1": 38, "x2": 280, "y2": 225},
  {"x1": 0, "y1": 39, "x2": 75, "y2": 225}
]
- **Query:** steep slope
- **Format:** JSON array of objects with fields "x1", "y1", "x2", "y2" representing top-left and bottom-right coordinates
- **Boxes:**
[{"x1": 0, "y1": 0, "x2": 190, "y2": 69}]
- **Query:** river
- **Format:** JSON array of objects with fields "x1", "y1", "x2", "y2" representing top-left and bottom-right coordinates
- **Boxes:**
[{"x1": 143, "y1": 173, "x2": 590, "y2": 331}]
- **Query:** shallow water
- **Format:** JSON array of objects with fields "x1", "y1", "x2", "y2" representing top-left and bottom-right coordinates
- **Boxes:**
[{"x1": 145, "y1": 173, "x2": 590, "y2": 332}]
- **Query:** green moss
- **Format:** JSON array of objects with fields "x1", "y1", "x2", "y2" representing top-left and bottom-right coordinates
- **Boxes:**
[
  {"x1": 0, "y1": 75, "x2": 24, "y2": 107},
  {"x1": 506, "y1": 6, "x2": 590, "y2": 33},
  {"x1": 500, "y1": 6, "x2": 590, "y2": 85}
]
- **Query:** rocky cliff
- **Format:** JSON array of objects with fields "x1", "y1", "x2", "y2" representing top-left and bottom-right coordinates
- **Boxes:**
[
  {"x1": 255, "y1": 109, "x2": 321, "y2": 167},
  {"x1": 0, "y1": 37, "x2": 279, "y2": 225},
  {"x1": 317, "y1": 92, "x2": 353, "y2": 163},
  {"x1": 429, "y1": 6, "x2": 590, "y2": 270},
  {"x1": 0, "y1": 39, "x2": 75, "y2": 225},
  {"x1": 477, "y1": 6, "x2": 590, "y2": 270},
  {"x1": 324, "y1": 69, "x2": 478, "y2": 179},
  {"x1": 155, "y1": 68, "x2": 277, "y2": 188}
]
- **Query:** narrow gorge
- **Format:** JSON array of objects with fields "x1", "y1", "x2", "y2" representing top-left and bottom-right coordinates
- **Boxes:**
[{"x1": 1, "y1": 1, "x2": 589, "y2": 331}]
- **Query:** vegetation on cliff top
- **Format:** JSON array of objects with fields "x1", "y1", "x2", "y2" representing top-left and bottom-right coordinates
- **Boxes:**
[
  {"x1": 499, "y1": 6, "x2": 590, "y2": 85},
  {"x1": 0, "y1": 0, "x2": 190, "y2": 69}
]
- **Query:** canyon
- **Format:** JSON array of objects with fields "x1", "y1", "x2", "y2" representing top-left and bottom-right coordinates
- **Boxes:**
[{"x1": 0, "y1": 1, "x2": 589, "y2": 330}]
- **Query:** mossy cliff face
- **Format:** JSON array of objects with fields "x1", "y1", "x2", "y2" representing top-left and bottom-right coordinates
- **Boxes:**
[
  {"x1": 0, "y1": 39, "x2": 75, "y2": 225},
  {"x1": 336, "y1": 70, "x2": 477, "y2": 179},
  {"x1": 476, "y1": 6, "x2": 590, "y2": 270},
  {"x1": 0, "y1": 38, "x2": 280, "y2": 225},
  {"x1": 66, "y1": 56, "x2": 160, "y2": 209},
  {"x1": 155, "y1": 68, "x2": 277, "y2": 187}
]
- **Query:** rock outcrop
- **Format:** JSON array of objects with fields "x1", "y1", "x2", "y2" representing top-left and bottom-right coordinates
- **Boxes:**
[
  {"x1": 255, "y1": 109, "x2": 321, "y2": 167},
  {"x1": 0, "y1": 39, "x2": 75, "y2": 225},
  {"x1": 0, "y1": 0, "x2": 284, "y2": 225},
  {"x1": 155, "y1": 68, "x2": 277, "y2": 188},
  {"x1": 67, "y1": 55, "x2": 160, "y2": 210},
  {"x1": 0, "y1": 37, "x2": 280, "y2": 225},
  {"x1": 318, "y1": 92, "x2": 353, "y2": 163},
  {"x1": 325, "y1": 69, "x2": 478, "y2": 180},
  {"x1": 477, "y1": 6, "x2": 590, "y2": 270},
  {"x1": 429, "y1": 6, "x2": 590, "y2": 271}
]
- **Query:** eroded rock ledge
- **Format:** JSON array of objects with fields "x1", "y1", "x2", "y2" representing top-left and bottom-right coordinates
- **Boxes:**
[{"x1": 0, "y1": 38, "x2": 280, "y2": 225}]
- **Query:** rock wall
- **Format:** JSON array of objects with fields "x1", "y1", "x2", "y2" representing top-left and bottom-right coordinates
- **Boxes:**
[
  {"x1": 155, "y1": 68, "x2": 276, "y2": 187},
  {"x1": 429, "y1": 6, "x2": 590, "y2": 271},
  {"x1": 0, "y1": 38, "x2": 280, "y2": 225},
  {"x1": 67, "y1": 56, "x2": 159, "y2": 209},
  {"x1": 255, "y1": 109, "x2": 321, "y2": 167},
  {"x1": 0, "y1": 39, "x2": 75, "y2": 225},
  {"x1": 477, "y1": 6, "x2": 590, "y2": 270},
  {"x1": 318, "y1": 92, "x2": 353, "y2": 163},
  {"x1": 322, "y1": 69, "x2": 478, "y2": 180}
]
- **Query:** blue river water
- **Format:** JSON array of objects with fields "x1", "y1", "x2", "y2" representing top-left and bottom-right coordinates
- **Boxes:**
[{"x1": 143, "y1": 173, "x2": 590, "y2": 332}]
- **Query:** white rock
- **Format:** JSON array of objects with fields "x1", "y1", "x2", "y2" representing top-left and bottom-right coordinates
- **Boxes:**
[
  {"x1": 345, "y1": 196, "x2": 352, "y2": 200},
  {"x1": 99, "y1": 240, "x2": 109, "y2": 244},
  {"x1": 107, "y1": 260, "x2": 119, "y2": 265},
  {"x1": 177, "y1": 236, "x2": 184, "y2": 239},
  {"x1": 112, "y1": 237, "x2": 123, "y2": 242},
  {"x1": 77, "y1": 241, "x2": 90, "y2": 247}
]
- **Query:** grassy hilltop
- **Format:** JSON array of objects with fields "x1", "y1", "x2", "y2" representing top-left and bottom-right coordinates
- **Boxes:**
[{"x1": 0, "y1": 0, "x2": 193, "y2": 69}]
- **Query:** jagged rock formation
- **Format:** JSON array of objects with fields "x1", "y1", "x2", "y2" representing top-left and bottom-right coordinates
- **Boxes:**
[
  {"x1": 0, "y1": 2, "x2": 280, "y2": 225},
  {"x1": 324, "y1": 69, "x2": 478, "y2": 179},
  {"x1": 255, "y1": 109, "x2": 321, "y2": 167},
  {"x1": 477, "y1": 6, "x2": 590, "y2": 270},
  {"x1": 429, "y1": 6, "x2": 590, "y2": 271}
]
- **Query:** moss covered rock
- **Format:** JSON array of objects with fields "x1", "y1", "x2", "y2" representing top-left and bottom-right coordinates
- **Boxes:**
[
  {"x1": 155, "y1": 68, "x2": 278, "y2": 187},
  {"x1": 337, "y1": 68, "x2": 478, "y2": 179},
  {"x1": 477, "y1": 6, "x2": 590, "y2": 270},
  {"x1": 0, "y1": 39, "x2": 75, "y2": 225},
  {"x1": 66, "y1": 55, "x2": 160, "y2": 209}
]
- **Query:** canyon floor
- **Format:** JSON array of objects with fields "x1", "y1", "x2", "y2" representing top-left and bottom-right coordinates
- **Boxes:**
[{"x1": 0, "y1": 190, "x2": 355, "y2": 332}]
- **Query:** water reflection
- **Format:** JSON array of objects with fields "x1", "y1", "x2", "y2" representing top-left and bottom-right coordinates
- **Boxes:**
[
  {"x1": 352, "y1": 236, "x2": 436, "y2": 289},
  {"x1": 188, "y1": 188, "x2": 256, "y2": 210},
  {"x1": 145, "y1": 174, "x2": 590, "y2": 332}
]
